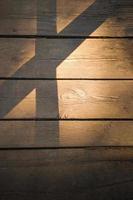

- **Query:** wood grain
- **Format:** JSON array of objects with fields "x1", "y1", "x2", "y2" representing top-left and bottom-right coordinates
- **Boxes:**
[
  {"x1": 0, "y1": 149, "x2": 132, "y2": 200},
  {"x1": 0, "y1": 0, "x2": 132, "y2": 199},
  {"x1": 0, "y1": 80, "x2": 133, "y2": 119},
  {"x1": 0, "y1": 0, "x2": 132, "y2": 36},
  {"x1": 0, "y1": 38, "x2": 132, "y2": 78},
  {"x1": 0, "y1": 121, "x2": 133, "y2": 147}
]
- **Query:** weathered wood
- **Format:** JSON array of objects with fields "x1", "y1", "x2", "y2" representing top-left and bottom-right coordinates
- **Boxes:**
[
  {"x1": 0, "y1": 0, "x2": 132, "y2": 36},
  {"x1": 0, "y1": 149, "x2": 132, "y2": 200},
  {"x1": 0, "y1": 1, "x2": 132, "y2": 199},
  {"x1": 0, "y1": 121, "x2": 133, "y2": 147},
  {"x1": 0, "y1": 38, "x2": 132, "y2": 78},
  {"x1": 0, "y1": 80, "x2": 133, "y2": 119},
  {"x1": 0, "y1": 148, "x2": 133, "y2": 161}
]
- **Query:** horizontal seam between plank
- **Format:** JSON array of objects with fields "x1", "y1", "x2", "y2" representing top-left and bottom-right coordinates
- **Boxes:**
[
  {"x1": 0, "y1": 146, "x2": 133, "y2": 151},
  {"x1": 0, "y1": 35, "x2": 132, "y2": 39},
  {"x1": 0, "y1": 146, "x2": 133, "y2": 152},
  {"x1": 1, "y1": 78, "x2": 133, "y2": 81},
  {"x1": 0, "y1": 118, "x2": 133, "y2": 121}
]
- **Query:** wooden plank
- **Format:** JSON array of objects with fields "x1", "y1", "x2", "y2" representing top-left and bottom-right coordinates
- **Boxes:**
[
  {"x1": 0, "y1": 148, "x2": 132, "y2": 161},
  {"x1": 0, "y1": 121, "x2": 133, "y2": 147},
  {"x1": 0, "y1": 80, "x2": 133, "y2": 119},
  {"x1": 0, "y1": 149, "x2": 132, "y2": 199},
  {"x1": 0, "y1": 38, "x2": 133, "y2": 78},
  {"x1": 0, "y1": 0, "x2": 132, "y2": 36}
]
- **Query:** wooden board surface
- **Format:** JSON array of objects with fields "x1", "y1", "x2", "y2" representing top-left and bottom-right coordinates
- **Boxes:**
[
  {"x1": 0, "y1": 38, "x2": 133, "y2": 78},
  {"x1": 0, "y1": 1, "x2": 133, "y2": 199},
  {"x1": 0, "y1": 0, "x2": 132, "y2": 36},
  {"x1": 0, "y1": 121, "x2": 133, "y2": 147},
  {"x1": 0, "y1": 149, "x2": 132, "y2": 200},
  {"x1": 0, "y1": 80, "x2": 133, "y2": 119}
]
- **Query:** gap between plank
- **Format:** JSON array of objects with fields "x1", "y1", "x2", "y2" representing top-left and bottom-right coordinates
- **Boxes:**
[
  {"x1": 0, "y1": 118, "x2": 133, "y2": 121},
  {"x1": 0, "y1": 146, "x2": 132, "y2": 151},
  {"x1": 1, "y1": 78, "x2": 133, "y2": 80},
  {"x1": 0, "y1": 35, "x2": 132, "y2": 39}
]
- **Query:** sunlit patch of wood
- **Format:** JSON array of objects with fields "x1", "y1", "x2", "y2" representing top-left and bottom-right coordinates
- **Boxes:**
[
  {"x1": 59, "y1": 121, "x2": 133, "y2": 146},
  {"x1": 56, "y1": 38, "x2": 133, "y2": 78}
]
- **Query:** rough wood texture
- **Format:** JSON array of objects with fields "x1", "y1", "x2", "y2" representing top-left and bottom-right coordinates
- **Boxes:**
[
  {"x1": 0, "y1": 0, "x2": 132, "y2": 36},
  {"x1": 0, "y1": 38, "x2": 133, "y2": 78},
  {"x1": 0, "y1": 149, "x2": 132, "y2": 200},
  {"x1": 0, "y1": 121, "x2": 133, "y2": 147},
  {"x1": 0, "y1": 80, "x2": 133, "y2": 119}
]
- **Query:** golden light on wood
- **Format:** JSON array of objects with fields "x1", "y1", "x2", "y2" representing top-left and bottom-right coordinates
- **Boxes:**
[
  {"x1": 59, "y1": 121, "x2": 133, "y2": 146},
  {"x1": 56, "y1": 38, "x2": 133, "y2": 78},
  {"x1": 0, "y1": 0, "x2": 132, "y2": 147},
  {"x1": 0, "y1": 0, "x2": 132, "y2": 199}
]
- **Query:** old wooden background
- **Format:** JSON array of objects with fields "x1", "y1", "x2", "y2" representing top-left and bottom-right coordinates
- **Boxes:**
[{"x1": 0, "y1": 0, "x2": 133, "y2": 199}]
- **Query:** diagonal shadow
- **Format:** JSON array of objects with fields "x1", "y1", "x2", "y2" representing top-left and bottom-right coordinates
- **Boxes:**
[{"x1": 0, "y1": 0, "x2": 118, "y2": 144}]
